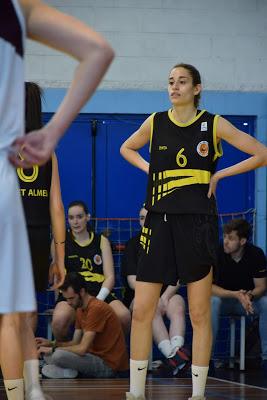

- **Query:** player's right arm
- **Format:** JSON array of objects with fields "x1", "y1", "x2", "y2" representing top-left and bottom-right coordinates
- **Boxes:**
[
  {"x1": 120, "y1": 115, "x2": 153, "y2": 174},
  {"x1": 12, "y1": 0, "x2": 114, "y2": 167}
]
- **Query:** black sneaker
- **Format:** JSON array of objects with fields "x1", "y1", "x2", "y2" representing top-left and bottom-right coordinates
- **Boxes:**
[
  {"x1": 262, "y1": 360, "x2": 267, "y2": 375},
  {"x1": 208, "y1": 360, "x2": 215, "y2": 375}
]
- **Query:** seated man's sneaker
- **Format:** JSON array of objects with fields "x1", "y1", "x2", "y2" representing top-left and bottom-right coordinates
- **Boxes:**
[
  {"x1": 126, "y1": 393, "x2": 146, "y2": 400},
  {"x1": 42, "y1": 364, "x2": 78, "y2": 379},
  {"x1": 208, "y1": 360, "x2": 215, "y2": 375}
]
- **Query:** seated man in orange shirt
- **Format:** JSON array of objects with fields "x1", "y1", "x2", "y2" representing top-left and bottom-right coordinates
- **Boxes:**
[{"x1": 37, "y1": 273, "x2": 129, "y2": 378}]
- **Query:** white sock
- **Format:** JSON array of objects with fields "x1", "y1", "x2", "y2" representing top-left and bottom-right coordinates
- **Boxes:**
[
  {"x1": 158, "y1": 339, "x2": 173, "y2": 358},
  {"x1": 130, "y1": 359, "x2": 148, "y2": 397},
  {"x1": 191, "y1": 365, "x2": 209, "y2": 397},
  {"x1": 24, "y1": 359, "x2": 45, "y2": 400},
  {"x1": 4, "y1": 379, "x2": 24, "y2": 400},
  {"x1": 170, "y1": 335, "x2": 184, "y2": 353}
]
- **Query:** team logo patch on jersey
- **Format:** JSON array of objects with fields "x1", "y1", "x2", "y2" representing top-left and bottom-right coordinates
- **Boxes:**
[
  {"x1": 197, "y1": 141, "x2": 209, "y2": 157},
  {"x1": 201, "y1": 121, "x2": 208, "y2": 131},
  {"x1": 94, "y1": 254, "x2": 102, "y2": 265}
]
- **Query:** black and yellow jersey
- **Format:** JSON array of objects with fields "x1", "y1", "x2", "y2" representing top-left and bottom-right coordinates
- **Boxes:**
[
  {"x1": 145, "y1": 109, "x2": 223, "y2": 214},
  {"x1": 65, "y1": 230, "x2": 105, "y2": 296},
  {"x1": 17, "y1": 160, "x2": 52, "y2": 226}
]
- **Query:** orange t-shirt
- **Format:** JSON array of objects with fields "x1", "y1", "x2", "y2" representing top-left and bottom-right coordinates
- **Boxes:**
[{"x1": 75, "y1": 297, "x2": 128, "y2": 371}]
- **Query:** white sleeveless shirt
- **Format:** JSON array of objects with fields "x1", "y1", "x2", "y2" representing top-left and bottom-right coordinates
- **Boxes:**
[
  {"x1": 0, "y1": 0, "x2": 25, "y2": 151},
  {"x1": 0, "y1": 0, "x2": 36, "y2": 313}
]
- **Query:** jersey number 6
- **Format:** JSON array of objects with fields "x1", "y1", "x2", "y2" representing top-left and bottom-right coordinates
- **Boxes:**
[{"x1": 176, "y1": 148, "x2": 187, "y2": 168}]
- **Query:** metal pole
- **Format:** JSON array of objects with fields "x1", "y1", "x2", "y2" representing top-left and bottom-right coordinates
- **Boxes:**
[{"x1": 91, "y1": 119, "x2": 97, "y2": 221}]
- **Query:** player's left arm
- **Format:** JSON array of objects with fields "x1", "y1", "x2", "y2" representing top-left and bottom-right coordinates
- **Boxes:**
[
  {"x1": 217, "y1": 117, "x2": 267, "y2": 173},
  {"x1": 97, "y1": 236, "x2": 115, "y2": 300},
  {"x1": 49, "y1": 153, "x2": 66, "y2": 288},
  {"x1": 208, "y1": 117, "x2": 267, "y2": 197},
  {"x1": 160, "y1": 282, "x2": 180, "y2": 304}
]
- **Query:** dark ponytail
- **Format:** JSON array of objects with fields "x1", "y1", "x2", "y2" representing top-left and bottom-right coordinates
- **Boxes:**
[{"x1": 25, "y1": 82, "x2": 43, "y2": 133}]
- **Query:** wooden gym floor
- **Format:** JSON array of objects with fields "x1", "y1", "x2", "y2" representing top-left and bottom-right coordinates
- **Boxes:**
[{"x1": 1, "y1": 376, "x2": 267, "y2": 399}]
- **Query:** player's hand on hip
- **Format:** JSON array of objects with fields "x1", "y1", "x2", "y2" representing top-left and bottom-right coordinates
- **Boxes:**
[
  {"x1": 207, "y1": 173, "x2": 220, "y2": 198},
  {"x1": 48, "y1": 262, "x2": 66, "y2": 291}
]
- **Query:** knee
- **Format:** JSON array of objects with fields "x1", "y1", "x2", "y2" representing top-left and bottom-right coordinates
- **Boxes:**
[
  {"x1": 118, "y1": 307, "x2": 131, "y2": 333},
  {"x1": 189, "y1": 304, "x2": 210, "y2": 328},
  {"x1": 52, "y1": 349, "x2": 68, "y2": 367},
  {"x1": 52, "y1": 318, "x2": 69, "y2": 340},
  {"x1": 169, "y1": 296, "x2": 185, "y2": 316},
  {"x1": 132, "y1": 300, "x2": 155, "y2": 324},
  {"x1": 120, "y1": 308, "x2": 131, "y2": 328},
  {"x1": 110, "y1": 301, "x2": 131, "y2": 329},
  {"x1": 52, "y1": 305, "x2": 74, "y2": 340}
]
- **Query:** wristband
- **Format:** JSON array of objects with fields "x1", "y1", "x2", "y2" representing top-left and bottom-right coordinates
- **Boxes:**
[
  {"x1": 54, "y1": 240, "x2": 65, "y2": 245},
  {"x1": 96, "y1": 287, "x2": 110, "y2": 301},
  {"x1": 50, "y1": 340, "x2": 57, "y2": 353}
]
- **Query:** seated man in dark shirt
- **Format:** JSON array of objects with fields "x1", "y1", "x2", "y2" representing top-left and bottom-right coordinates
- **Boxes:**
[{"x1": 211, "y1": 218, "x2": 267, "y2": 373}]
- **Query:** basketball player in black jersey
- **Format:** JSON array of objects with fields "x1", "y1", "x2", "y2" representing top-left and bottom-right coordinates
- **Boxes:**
[
  {"x1": 121, "y1": 63, "x2": 267, "y2": 400},
  {"x1": 17, "y1": 82, "x2": 65, "y2": 400},
  {"x1": 51, "y1": 201, "x2": 131, "y2": 340},
  {"x1": 19, "y1": 82, "x2": 65, "y2": 299}
]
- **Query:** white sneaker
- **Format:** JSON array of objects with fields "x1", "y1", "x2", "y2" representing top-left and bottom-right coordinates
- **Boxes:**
[
  {"x1": 151, "y1": 360, "x2": 163, "y2": 369},
  {"x1": 26, "y1": 394, "x2": 53, "y2": 400},
  {"x1": 126, "y1": 393, "x2": 146, "y2": 400},
  {"x1": 25, "y1": 388, "x2": 54, "y2": 400},
  {"x1": 42, "y1": 365, "x2": 78, "y2": 379},
  {"x1": 188, "y1": 397, "x2": 206, "y2": 400}
]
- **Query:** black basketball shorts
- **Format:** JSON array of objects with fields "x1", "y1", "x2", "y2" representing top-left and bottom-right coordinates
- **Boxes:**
[
  {"x1": 137, "y1": 211, "x2": 219, "y2": 285},
  {"x1": 27, "y1": 225, "x2": 51, "y2": 292}
]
